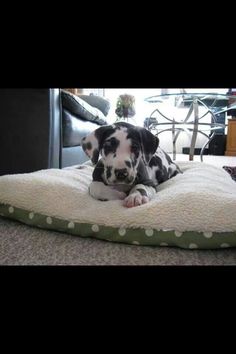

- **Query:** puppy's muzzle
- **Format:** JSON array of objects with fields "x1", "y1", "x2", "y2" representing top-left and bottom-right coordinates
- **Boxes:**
[{"x1": 115, "y1": 168, "x2": 128, "y2": 181}]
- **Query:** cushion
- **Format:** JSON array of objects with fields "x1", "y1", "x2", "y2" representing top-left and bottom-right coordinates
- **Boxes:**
[
  {"x1": 79, "y1": 95, "x2": 110, "y2": 116},
  {"x1": 62, "y1": 108, "x2": 101, "y2": 147},
  {"x1": 0, "y1": 161, "x2": 236, "y2": 249},
  {"x1": 61, "y1": 90, "x2": 107, "y2": 126}
]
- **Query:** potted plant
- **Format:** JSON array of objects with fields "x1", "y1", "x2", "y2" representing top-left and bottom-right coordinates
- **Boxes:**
[{"x1": 115, "y1": 94, "x2": 136, "y2": 121}]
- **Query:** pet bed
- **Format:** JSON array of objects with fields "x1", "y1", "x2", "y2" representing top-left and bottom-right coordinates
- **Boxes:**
[{"x1": 0, "y1": 161, "x2": 236, "y2": 249}]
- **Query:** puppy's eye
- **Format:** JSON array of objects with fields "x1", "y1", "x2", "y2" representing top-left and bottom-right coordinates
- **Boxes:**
[
  {"x1": 104, "y1": 141, "x2": 111, "y2": 147},
  {"x1": 131, "y1": 145, "x2": 139, "y2": 153},
  {"x1": 103, "y1": 138, "x2": 119, "y2": 156},
  {"x1": 103, "y1": 141, "x2": 114, "y2": 155}
]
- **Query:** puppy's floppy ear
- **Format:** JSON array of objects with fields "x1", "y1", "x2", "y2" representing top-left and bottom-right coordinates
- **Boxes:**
[
  {"x1": 136, "y1": 126, "x2": 159, "y2": 164},
  {"x1": 82, "y1": 125, "x2": 116, "y2": 164}
]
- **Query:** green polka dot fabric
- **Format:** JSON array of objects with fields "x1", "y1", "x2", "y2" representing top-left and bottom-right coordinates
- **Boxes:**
[
  {"x1": 0, "y1": 161, "x2": 236, "y2": 250},
  {"x1": 0, "y1": 203, "x2": 235, "y2": 249}
]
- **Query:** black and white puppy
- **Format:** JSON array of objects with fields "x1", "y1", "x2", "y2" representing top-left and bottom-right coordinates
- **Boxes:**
[{"x1": 82, "y1": 122, "x2": 181, "y2": 208}]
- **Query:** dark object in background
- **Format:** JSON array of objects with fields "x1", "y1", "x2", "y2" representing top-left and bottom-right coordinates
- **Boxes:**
[
  {"x1": 0, "y1": 89, "x2": 109, "y2": 176},
  {"x1": 208, "y1": 135, "x2": 226, "y2": 155},
  {"x1": 182, "y1": 147, "x2": 209, "y2": 155},
  {"x1": 227, "y1": 88, "x2": 236, "y2": 117},
  {"x1": 143, "y1": 117, "x2": 158, "y2": 129},
  {"x1": 211, "y1": 112, "x2": 226, "y2": 135},
  {"x1": 0, "y1": 89, "x2": 61, "y2": 176}
]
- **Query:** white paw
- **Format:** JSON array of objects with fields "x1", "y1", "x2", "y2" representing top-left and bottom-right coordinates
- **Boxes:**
[
  {"x1": 104, "y1": 189, "x2": 126, "y2": 201},
  {"x1": 89, "y1": 182, "x2": 127, "y2": 201},
  {"x1": 123, "y1": 194, "x2": 149, "y2": 208},
  {"x1": 116, "y1": 191, "x2": 127, "y2": 200}
]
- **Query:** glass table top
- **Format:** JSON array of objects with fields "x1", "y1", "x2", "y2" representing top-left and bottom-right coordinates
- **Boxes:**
[{"x1": 144, "y1": 92, "x2": 236, "y2": 115}]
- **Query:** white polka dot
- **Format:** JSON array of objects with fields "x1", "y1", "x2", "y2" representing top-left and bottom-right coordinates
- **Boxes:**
[
  {"x1": 118, "y1": 227, "x2": 126, "y2": 236},
  {"x1": 92, "y1": 224, "x2": 99, "y2": 232},
  {"x1": 160, "y1": 242, "x2": 168, "y2": 246},
  {"x1": 132, "y1": 241, "x2": 140, "y2": 245},
  {"x1": 189, "y1": 243, "x2": 198, "y2": 249},
  {"x1": 29, "y1": 212, "x2": 34, "y2": 219},
  {"x1": 220, "y1": 243, "x2": 230, "y2": 248},
  {"x1": 68, "y1": 221, "x2": 75, "y2": 229},
  {"x1": 46, "y1": 217, "x2": 52, "y2": 224},
  {"x1": 203, "y1": 232, "x2": 213, "y2": 239},
  {"x1": 8, "y1": 206, "x2": 14, "y2": 213},
  {"x1": 145, "y1": 229, "x2": 154, "y2": 237},
  {"x1": 175, "y1": 231, "x2": 183, "y2": 237}
]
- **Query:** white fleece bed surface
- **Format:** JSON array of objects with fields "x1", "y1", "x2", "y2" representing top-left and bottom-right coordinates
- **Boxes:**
[
  {"x1": 0, "y1": 161, "x2": 235, "y2": 232},
  {"x1": 0, "y1": 161, "x2": 236, "y2": 249}
]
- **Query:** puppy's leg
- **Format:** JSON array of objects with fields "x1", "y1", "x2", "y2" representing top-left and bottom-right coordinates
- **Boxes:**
[
  {"x1": 123, "y1": 184, "x2": 156, "y2": 208},
  {"x1": 89, "y1": 181, "x2": 127, "y2": 201}
]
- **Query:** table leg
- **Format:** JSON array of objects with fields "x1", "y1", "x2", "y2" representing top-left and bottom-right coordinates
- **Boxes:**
[
  {"x1": 189, "y1": 99, "x2": 199, "y2": 161},
  {"x1": 172, "y1": 119, "x2": 176, "y2": 160}
]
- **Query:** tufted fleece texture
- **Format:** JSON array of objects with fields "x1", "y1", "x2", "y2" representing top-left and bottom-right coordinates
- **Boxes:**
[
  {"x1": 0, "y1": 161, "x2": 236, "y2": 231},
  {"x1": 1, "y1": 161, "x2": 236, "y2": 249}
]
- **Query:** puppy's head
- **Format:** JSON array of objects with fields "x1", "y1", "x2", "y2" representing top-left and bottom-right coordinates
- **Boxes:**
[{"x1": 82, "y1": 122, "x2": 159, "y2": 185}]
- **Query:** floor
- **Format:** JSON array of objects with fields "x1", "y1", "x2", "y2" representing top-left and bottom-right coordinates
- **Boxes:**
[{"x1": 174, "y1": 154, "x2": 236, "y2": 168}]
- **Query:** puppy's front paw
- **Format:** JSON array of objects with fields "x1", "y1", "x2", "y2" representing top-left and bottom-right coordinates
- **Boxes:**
[
  {"x1": 89, "y1": 182, "x2": 127, "y2": 201},
  {"x1": 123, "y1": 194, "x2": 149, "y2": 208},
  {"x1": 104, "y1": 189, "x2": 127, "y2": 201},
  {"x1": 117, "y1": 191, "x2": 127, "y2": 200},
  {"x1": 99, "y1": 191, "x2": 126, "y2": 201}
]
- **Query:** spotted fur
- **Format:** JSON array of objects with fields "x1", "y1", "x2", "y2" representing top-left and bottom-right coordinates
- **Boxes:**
[{"x1": 82, "y1": 122, "x2": 181, "y2": 208}]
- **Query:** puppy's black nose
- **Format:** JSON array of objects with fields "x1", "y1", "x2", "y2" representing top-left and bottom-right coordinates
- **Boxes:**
[{"x1": 115, "y1": 168, "x2": 128, "y2": 181}]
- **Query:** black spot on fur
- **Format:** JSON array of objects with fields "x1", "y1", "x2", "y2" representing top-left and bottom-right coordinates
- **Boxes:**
[
  {"x1": 136, "y1": 188, "x2": 147, "y2": 196},
  {"x1": 106, "y1": 166, "x2": 112, "y2": 179},
  {"x1": 103, "y1": 137, "x2": 120, "y2": 156},
  {"x1": 135, "y1": 126, "x2": 159, "y2": 164},
  {"x1": 155, "y1": 169, "x2": 168, "y2": 183},
  {"x1": 95, "y1": 125, "x2": 116, "y2": 145},
  {"x1": 131, "y1": 144, "x2": 141, "y2": 159},
  {"x1": 92, "y1": 160, "x2": 105, "y2": 182},
  {"x1": 135, "y1": 160, "x2": 158, "y2": 188},
  {"x1": 149, "y1": 156, "x2": 169, "y2": 183},
  {"x1": 82, "y1": 142, "x2": 92, "y2": 151},
  {"x1": 92, "y1": 149, "x2": 99, "y2": 164},
  {"x1": 125, "y1": 160, "x2": 131, "y2": 168},
  {"x1": 86, "y1": 142, "x2": 92, "y2": 150},
  {"x1": 171, "y1": 170, "x2": 179, "y2": 177},
  {"x1": 132, "y1": 158, "x2": 137, "y2": 168},
  {"x1": 149, "y1": 155, "x2": 162, "y2": 168}
]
